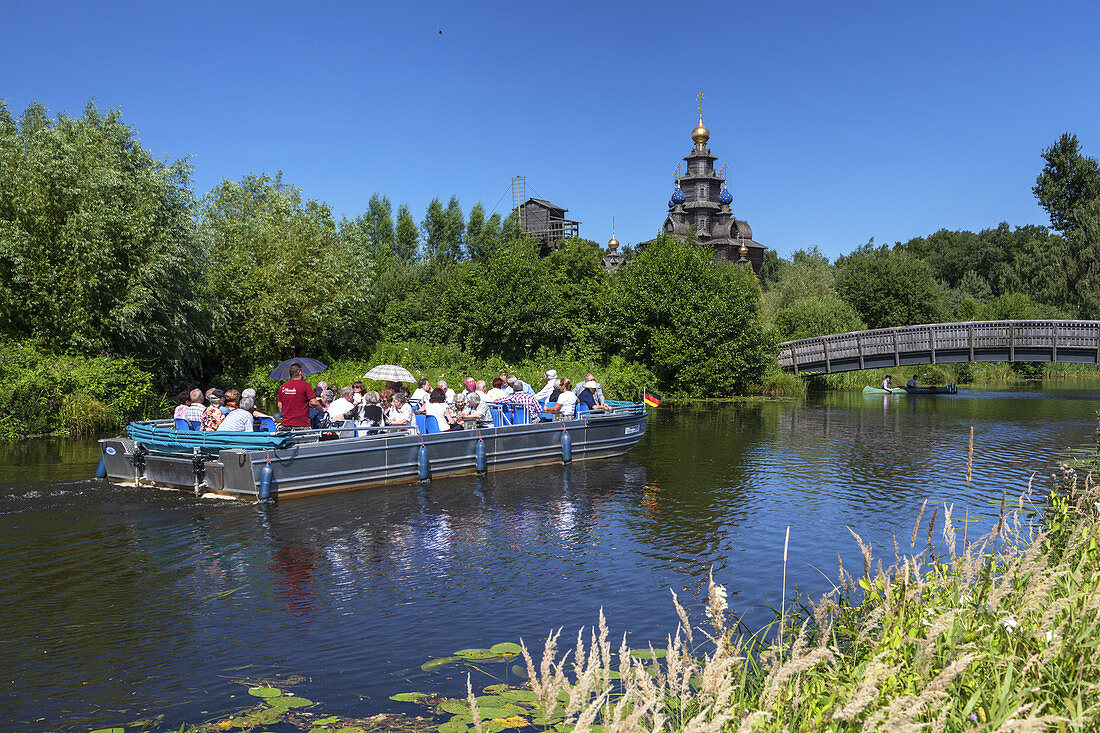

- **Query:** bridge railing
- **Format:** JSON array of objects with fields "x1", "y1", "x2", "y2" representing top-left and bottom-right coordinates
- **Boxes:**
[{"x1": 777, "y1": 320, "x2": 1100, "y2": 374}]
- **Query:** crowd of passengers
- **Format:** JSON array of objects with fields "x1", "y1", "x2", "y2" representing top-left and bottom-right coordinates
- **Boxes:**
[{"x1": 171, "y1": 365, "x2": 610, "y2": 435}]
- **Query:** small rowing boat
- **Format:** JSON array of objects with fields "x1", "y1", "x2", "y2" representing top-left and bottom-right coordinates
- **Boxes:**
[{"x1": 862, "y1": 384, "x2": 958, "y2": 395}]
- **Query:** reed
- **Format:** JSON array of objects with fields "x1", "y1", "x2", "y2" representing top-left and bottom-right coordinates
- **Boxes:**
[{"x1": 512, "y1": 459, "x2": 1100, "y2": 730}]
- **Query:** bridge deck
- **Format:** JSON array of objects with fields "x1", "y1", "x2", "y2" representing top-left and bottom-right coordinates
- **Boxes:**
[{"x1": 778, "y1": 320, "x2": 1100, "y2": 374}]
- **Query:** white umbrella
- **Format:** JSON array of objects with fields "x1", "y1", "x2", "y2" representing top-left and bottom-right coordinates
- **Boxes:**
[{"x1": 363, "y1": 364, "x2": 416, "y2": 383}]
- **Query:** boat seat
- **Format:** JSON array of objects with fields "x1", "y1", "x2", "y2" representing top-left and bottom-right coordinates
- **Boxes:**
[
  {"x1": 488, "y1": 404, "x2": 507, "y2": 427},
  {"x1": 256, "y1": 416, "x2": 278, "y2": 433},
  {"x1": 415, "y1": 414, "x2": 428, "y2": 434},
  {"x1": 188, "y1": 420, "x2": 201, "y2": 431},
  {"x1": 423, "y1": 416, "x2": 441, "y2": 434},
  {"x1": 174, "y1": 418, "x2": 192, "y2": 431}
]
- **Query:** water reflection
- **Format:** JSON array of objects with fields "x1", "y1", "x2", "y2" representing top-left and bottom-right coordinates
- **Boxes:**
[{"x1": 0, "y1": 382, "x2": 1097, "y2": 730}]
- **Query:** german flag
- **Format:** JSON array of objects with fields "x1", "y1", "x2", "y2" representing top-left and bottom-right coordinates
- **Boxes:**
[{"x1": 643, "y1": 391, "x2": 662, "y2": 408}]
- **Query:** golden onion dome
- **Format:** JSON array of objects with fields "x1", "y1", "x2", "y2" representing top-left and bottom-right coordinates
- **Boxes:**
[
  {"x1": 692, "y1": 117, "x2": 710, "y2": 144},
  {"x1": 608, "y1": 236, "x2": 619, "y2": 251}
]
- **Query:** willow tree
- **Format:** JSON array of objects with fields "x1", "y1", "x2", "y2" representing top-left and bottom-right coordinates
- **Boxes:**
[{"x1": 0, "y1": 100, "x2": 206, "y2": 379}]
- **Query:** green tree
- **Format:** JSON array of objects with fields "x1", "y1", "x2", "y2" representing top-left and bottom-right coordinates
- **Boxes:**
[
  {"x1": 774, "y1": 296, "x2": 866, "y2": 341},
  {"x1": 394, "y1": 204, "x2": 419, "y2": 263},
  {"x1": 0, "y1": 100, "x2": 206, "y2": 380},
  {"x1": 198, "y1": 172, "x2": 373, "y2": 377},
  {"x1": 466, "y1": 202, "x2": 503, "y2": 263},
  {"x1": 834, "y1": 244, "x2": 947, "y2": 329},
  {"x1": 546, "y1": 237, "x2": 608, "y2": 350},
  {"x1": 1033, "y1": 133, "x2": 1100, "y2": 232},
  {"x1": 761, "y1": 246, "x2": 836, "y2": 322},
  {"x1": 421, "y1": 195, "x2": 465, "y2": 264},
  {"x1": 598, "y1": 235, "x2": 775, "y2": 396}
]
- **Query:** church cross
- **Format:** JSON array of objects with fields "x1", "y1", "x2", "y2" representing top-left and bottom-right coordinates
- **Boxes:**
[{"x1": 697, "y1": 91, "x2": 705, "y2": 118}]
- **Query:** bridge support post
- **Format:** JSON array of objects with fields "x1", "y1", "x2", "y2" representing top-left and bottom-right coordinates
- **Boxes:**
[
  {"x1": 893, "y1": 331, "x2": 900, "y2": 367},
  {"x1": 928, "y1": 326, "x2": 936, "y2": 364},
  {"x1": 1053, "y1": 323, "x2": 1059, "y2": 362},
  {"x1": 1009, "y1": 325, "x2": 1015, "y2": 362},
  {"x1": 968, "y1": 323, "x2": 974, "y2": 362},
  {"x1": 856, "y1": 334, "x2": 864, "y2": 370},
  {"x1": 823, "y1": 339, "x2": 832, "y2": 374}
]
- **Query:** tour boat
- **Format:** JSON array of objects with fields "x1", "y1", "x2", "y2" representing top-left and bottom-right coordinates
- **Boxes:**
[
  {"x1": 862, "y1": 384, "x2": 959, "y2": 395},
  {"x1": 97, "y1": 402, "x2": 648, "y2": 501}
]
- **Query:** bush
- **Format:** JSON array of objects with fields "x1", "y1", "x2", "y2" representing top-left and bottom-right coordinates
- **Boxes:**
[
  {"x1": 774, "y1": 296, "x2": 866, "y2": 341},
  {"x1": 0, "y1": 338, "x2": 156, "y2": 439}
]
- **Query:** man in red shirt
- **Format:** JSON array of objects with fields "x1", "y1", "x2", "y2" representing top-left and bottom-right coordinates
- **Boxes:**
[{"x1": 277, "y1": 363, "x2": 319, "y2": 428}]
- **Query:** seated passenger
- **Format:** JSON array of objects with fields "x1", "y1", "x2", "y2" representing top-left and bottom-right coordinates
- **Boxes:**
[
  {"x1": 577, "y1": 380, "x2": 610, "y2": 411},
  {"x1": 385, "y1": 393, "x2": 419, "y2": 436},
  {"x1": 450, "y1": 393, "x2": 468, "y2": 426},
  {"x1": 424, "y1": 387, "x2": 455, "y2": 432},
  {"x1": 535, "y1": 369, "x2": 558, "y2": 402},
  {"x1": 907, "y1": 375, "x2": 918, "y2": 389},
  {"x1": 411, "y1": 379, "x2": 431, "y2": 403},
  {"x1": 357, "y1": 391, "x2": 386, "y2": 433},
  {"x1": 572, "y1": 373, "x2": 606, "y2": 404},
  {"x1": 217, "y1": 395, "x2": 256, "y2": 432},
  {"x1": 352, "y1": 381, "x2": 365, "y2": 404},
  {"x1": 500, "y1": 385, "x2": 544, "y2": 421},
  {"x1": 183, "y1": 388, "x2": 206, "y2": 424},
  {"x1": 507, "y1": 375, "x2": 535, "y2": 395},
  {"x1": 436, "y1": 380, "x2": 456, "y2": 405},
  {"x1": 462, "y1": 377, "x2": 477, "y2": 400},
  {"x1": 240, "y1": 387, "x2": 270, "y2": 419},
  {"x1": 173, "y1": 391, "x2": 190, "y2": 420},
  {"x1": 545, "y1": 378, "x2": 578, "y2": 419},
  {"x1": 465, "y1": 393, "x2": 494, "y2": 428},
  {"x1": 311, "y1": 390, "x2": 334, "y2": 429},
  {"x1": 475, "y1": 380, "x2": 490, "y2": 404},
  {"x1": 328, "y1": 386, "x2": 357, "y2": 420},
  {"x1": 486, "y1": 378, "x2": 507, "y2": 402},
  {"x1": 200, "y1": 390, "x2": 226, "y2": 430}
]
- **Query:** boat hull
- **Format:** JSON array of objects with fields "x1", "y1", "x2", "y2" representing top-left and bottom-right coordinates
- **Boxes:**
[
  {"x1": 99, "y1": 410, "x2": 648, "y2": 499},
  {"x1": 862, "y1": 384, "x2": 958, "y2": 395}
]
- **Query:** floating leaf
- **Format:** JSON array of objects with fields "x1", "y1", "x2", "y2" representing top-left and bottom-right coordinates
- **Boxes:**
[
  {"x1": 439, "y1": 700, "x2": 471, "y2": 715},
  {"x1": 482, "y1": 683, "x2": 512, "y2": 694},
  {"x1": 493, "y1": 716, "x2": 530, "y2": 730},
  {"x1": 89, "y1": 729, "x2": 125, "y2": 733},
  {"x1": 248, "y1": 686, "x2": 283, "y2": 698},
  {"x1": 268, "y1": 695, "x2": 313, "y2": 707},
  {"x1": 629, "y1": 648, "x2": 667, "y2": 659},
  {"x1": 475, "y1": 695, "x2": 510, "y2": 707},
  {"x1": 313, "y1": 717, "x2": 341, "y2": 725},
  {"x1": 489, "y1": 642, "x2": 523, "y2": 656},
  {"x1": 454, "y1": 648, "x2": 498, "y2": 660},
  {"x1": 499, "y1": 689, "x2": 538, "y2": 703},
  {"x1": 422, "y1": 656, "x2": 461, "y2": 671},
  {"x1": 437, "y1": 722, "x2": 469, "y2": 733},
  {"x1": 389, "y1": 692, "x2": 429, "y2": 703},
  {"x1": 475, "y1": 707, "x2": 516, "y2": 720},
  {"x1": 510, "y1": 664, "x2": 528, "y2": 679}
]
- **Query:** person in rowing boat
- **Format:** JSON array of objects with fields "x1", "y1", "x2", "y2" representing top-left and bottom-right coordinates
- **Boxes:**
[
  {"x1": 881, "y1": 375, "x2": 892, "y2": 391},
  {"x1": 907, "y1": 375, "x2": 918, "y2": 389}
]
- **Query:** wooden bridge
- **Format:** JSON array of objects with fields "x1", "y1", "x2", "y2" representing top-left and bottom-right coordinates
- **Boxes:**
[{"x1": 778, "y1": 320, "x2": 1100, "y2": 374}]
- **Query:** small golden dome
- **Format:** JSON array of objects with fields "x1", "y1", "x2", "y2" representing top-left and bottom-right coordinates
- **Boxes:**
[
  {"x1": 739, "y1": 242, "x2": 749, "y2": 256},
  {"x1": 608, "y1": 236, "x2": 619, "y2": 251},
  {"x1": 692, "y1": 117, "x2": 710, "y2": 144}
]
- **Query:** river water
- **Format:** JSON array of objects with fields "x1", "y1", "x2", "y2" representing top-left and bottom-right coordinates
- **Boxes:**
[{"x1": 1, "y1": 383, "x2": 1096, "y2": 731}]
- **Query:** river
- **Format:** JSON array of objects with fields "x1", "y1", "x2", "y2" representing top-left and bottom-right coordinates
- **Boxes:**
[{"x1": 1, "y1": 383, "x2": 1096, "y2": 731}]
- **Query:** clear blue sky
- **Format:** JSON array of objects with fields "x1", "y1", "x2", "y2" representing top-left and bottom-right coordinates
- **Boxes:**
[{"x1": 3, "y1": 0, "x2": 1098, "y2": 259}]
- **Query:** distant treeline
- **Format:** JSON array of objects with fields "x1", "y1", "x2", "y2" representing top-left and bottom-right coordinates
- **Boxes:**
[
  {"x1": 1, "y1": 100, "x2": 1097, "y2": 424},
  {"x1": 760, "y1": 132, "x2": 1100, "y2": 343}
]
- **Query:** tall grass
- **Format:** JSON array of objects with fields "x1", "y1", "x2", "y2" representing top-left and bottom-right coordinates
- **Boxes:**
[{"x1": 509, "y1": 465, "x2": 1100, "y2": 730}]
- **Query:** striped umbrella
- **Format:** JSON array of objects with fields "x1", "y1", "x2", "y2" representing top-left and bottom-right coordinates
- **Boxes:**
[
  {"x1": 363, "y1": 364, "x2": 416, "y2": 383},
  {"x1": 269, "y1": 357, "x2": 327, "y2": 380}
]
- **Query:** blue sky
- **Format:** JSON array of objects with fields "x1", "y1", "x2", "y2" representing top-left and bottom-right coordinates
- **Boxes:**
[{"x1": 2, "y1": 0, "x2": 1098, "y2": 259}]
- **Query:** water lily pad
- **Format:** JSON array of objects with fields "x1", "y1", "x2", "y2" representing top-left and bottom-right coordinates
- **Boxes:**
[
  {"x1": 268, "y1": 695, "x2": 313, "y2": 707},
  {"x1": 476, "y1": 707, "x2": 517, "y2": 720},
  {"x1": 89, "y1": 729, "x2": 125, "y2": 733},
  {"x1": 438, "y1": 722, "x2": 469, "y2": 733},
  {"x1": 454, "y1": 648, "x2": 498, "y2": 660},
  {"x1": 489, "y1": 642, "x2": 523, "y2": 656},
  {"x1": 510, "y1": 664, "x2": 528, "y2": 679},
  {"x1": 629, "y1": 647, "x2": 667, "y2": 659},
  {"x1": 483, "y1": 683, "x2": 512, "y2": 694},
  {"x1": 439, "y1": 700, "x2": 471, "y2": 715},
  {"x1": 313, "y1": 717, "x2": 341, "y2": 725},
  {"x1": 248, "y1": 686, "x2": 283, "y2": 698},
  {"x1": 499, "y1": 689, "x2": 538, "y2": 703},
  {"x1": 389, "y1": 692, "x2": 429, "y2": 703},
  {"x1": 492, "y1": 716, "x2": 530, "y2": 730},
  {"x1": 475, "y1": 695, "x2": 510, "y2": 707},
  {"x1": 422, "y1": 655, "x2": 461, "y2": 671}
]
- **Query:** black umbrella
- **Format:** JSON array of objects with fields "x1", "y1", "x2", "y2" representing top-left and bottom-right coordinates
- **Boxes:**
[{"x1": 269, "y1": 358, "x2": 327, "y2": 380}]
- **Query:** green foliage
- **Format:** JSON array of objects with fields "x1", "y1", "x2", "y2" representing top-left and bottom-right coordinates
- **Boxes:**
[
  {"x1": 0, "y1": 100, "x2": 207, "y2": 379},
  {"x1": 197, "y1": 172, "x2": 375, "y2": 377},
  {"x1": 774, "y1": 296, "x2": 866, "y2": 341},
  {"x1": 1033, "y1": 132, "x2": 1100, "y2": 233},
  {"x1": 760, "y1": 246, "x2": 835, "y2": 320},
  {"x1": 394, "y1": 203, "x2": 419, "y2": 263},
  {"x1": 834, "y1": 243, "x2": 947, "y2": 328},
  {"x1": 0, "y1": 337, "x2": 155, "y2": 439},
  {"x1": 599, "y1": 235, "x2": 775, "y2": 396}
]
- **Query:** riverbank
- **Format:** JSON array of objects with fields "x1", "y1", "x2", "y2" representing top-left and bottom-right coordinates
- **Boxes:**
[{"x1": 397, "y1": 466, "x2": 1100, "y2": 730}]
